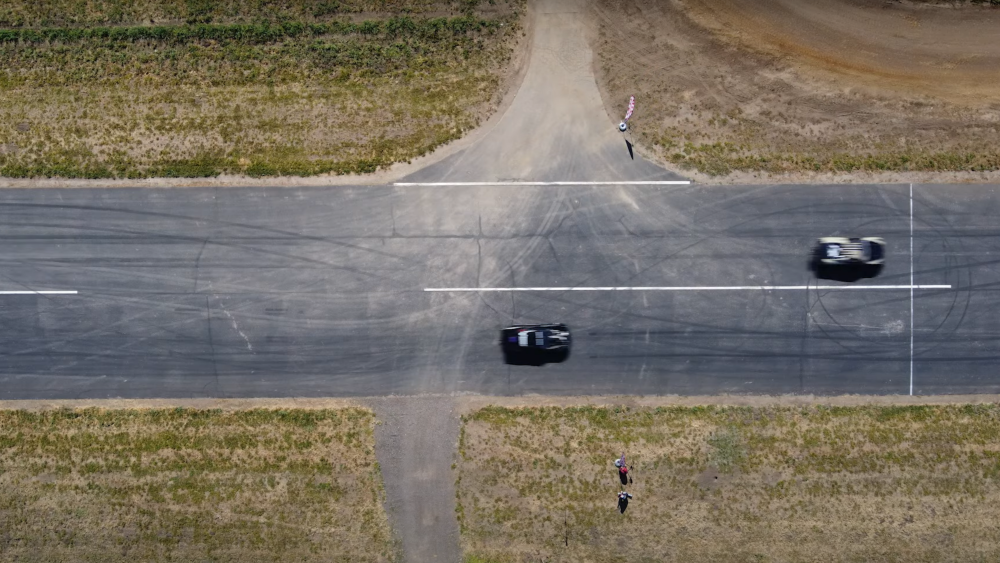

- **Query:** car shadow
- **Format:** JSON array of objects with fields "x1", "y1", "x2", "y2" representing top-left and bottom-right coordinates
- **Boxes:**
[
  {"x1": 502, "y1": 348, "x2": 570, "y2": 367},
  {"x1": 809, "y1": 256, "x2": 884, "y2": 282}
]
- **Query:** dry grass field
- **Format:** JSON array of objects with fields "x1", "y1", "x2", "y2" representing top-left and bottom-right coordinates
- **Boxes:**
[
  {"x1": 457, "y1": 404, "x2": 1000, "y2": 562},
  {"x1": 0, "y1": 0, "x2": 525, "y2": 179},
  {"x1": 0, "y1": 407, "x2": 397, "y2": 562},
  {"x1": 593, "y1": 0, "x2": 1000, "y2": 179}
]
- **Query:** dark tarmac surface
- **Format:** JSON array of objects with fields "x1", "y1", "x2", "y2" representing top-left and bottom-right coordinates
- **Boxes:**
[{"x1": 0, "y1": 183, "x2": 996, "y2": 400}]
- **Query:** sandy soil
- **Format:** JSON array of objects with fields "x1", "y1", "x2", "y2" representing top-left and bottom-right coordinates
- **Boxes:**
[
  {"x1": 592, "y1": 0, "x2": 1000, "y2": 183},
  {"x1": 682, "y1": 0, "x2": 1000, "y2": 105}
]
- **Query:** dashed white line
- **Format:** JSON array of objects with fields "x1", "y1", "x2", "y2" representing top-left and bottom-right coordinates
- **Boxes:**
[
  {"x1": 393, "y1": 181, "x2": 691, "y2": 186},
  {"x1": 424, "y1": 285, "x2": 951, "y2": 292},
  {"x1": 0, "y1": 290, "x2": 78, "y2": 295}
]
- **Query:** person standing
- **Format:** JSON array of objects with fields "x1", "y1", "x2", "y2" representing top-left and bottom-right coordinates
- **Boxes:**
[
  {"x1": 614, "y1": 452, "x2": 632, "y2": 485},
  {"x1": 617, "y1": 491, "x2": 633, "y2": 514}
]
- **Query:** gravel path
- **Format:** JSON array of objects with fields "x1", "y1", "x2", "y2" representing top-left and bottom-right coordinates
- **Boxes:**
[{"x1": 367, "y1": 396, "x2": 462, "y2": 563}]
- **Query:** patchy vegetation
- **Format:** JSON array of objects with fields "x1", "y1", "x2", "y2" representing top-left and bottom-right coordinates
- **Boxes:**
[
  {"x1": 0, "y1": 0, "x2": 525, "y2": 179},
  {"x1": 0, "y1": 407, "x2": 397, "y2": 562},
  {"x1": 0, "y1": 0, "x2": 508, "y2": 26},
  {"x1": 457, "y1": 404, "x2": 1000, "y2": 562},
  {"x1": 593, "y1": 0, "x2": 1000, "y2": 179}
]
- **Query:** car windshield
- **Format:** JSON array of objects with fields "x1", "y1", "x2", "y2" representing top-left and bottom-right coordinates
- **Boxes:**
[
  {"x1": 534, "y1": 331, "x2": 546, "y2": 347},
  {"x1": 518, "y1": 330, "x2": 545, "y2": 347},
  {"x1": 870, "y1": 242, "x2": 883, "y2": 260}
]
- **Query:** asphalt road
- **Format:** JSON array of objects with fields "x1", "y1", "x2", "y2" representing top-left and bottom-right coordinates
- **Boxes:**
[{"x1": 0, "y1": 183, "x2": 996, "y2": 399}]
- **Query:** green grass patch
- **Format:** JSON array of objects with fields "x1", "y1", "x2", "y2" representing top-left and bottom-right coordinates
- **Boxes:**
[
  {"x1": 0, "y1": 17, "x2": 503, "y2": 45},
  {"x1": 458, "y1": 404, "x2": 1000, "y2": 562},
  {"x1": 666, "y1": 141, "x2": 1000, "y2": 177},
  {"x1": 0, "y1": 1, "x2": 525, "y2": 179},
  {"x1": 0, "y1": 0, "x2": 499, "y2": 27},
  {"x1": 0, "y1": 407, "x2": 398, "y2": 562}
]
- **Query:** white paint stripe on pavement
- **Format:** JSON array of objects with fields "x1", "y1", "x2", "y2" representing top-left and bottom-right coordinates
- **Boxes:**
[
  {"x1": 910, "y1": 183, "x2": 915, "y2": 396},
  {"x1": 0, "y1": 290, "x2": 78, "y2": 295},
  {"x1": 394, "y1": 181, "x2": 691, "y2": 186},
  {"x1": 425, "y1": 285, "x2": 951, "y2": 292}
]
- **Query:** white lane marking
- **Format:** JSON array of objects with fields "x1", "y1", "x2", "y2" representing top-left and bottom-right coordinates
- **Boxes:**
[
  {"x1": 424, "y1": 285, "x2": 951, "y2": 292},
  {"x1": 910, "y1": 183, "x2": 915, "y2": 396},
  {"x1": 813, "y1": 319, "x2": 905, "y2": 336},
  {"x1": 0, "y1": 290, "x2": 78, "y2": 295},
  {"x1": 393, "y1": 181, "x2": 691, "y2": 186}
]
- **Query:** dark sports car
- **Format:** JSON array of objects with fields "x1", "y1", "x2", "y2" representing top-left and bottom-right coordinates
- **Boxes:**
[{"x1": 500, "y1": 324, "x2": 571, "y2": 365}]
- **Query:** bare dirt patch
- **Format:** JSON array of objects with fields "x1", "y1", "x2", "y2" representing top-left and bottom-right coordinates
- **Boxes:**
[
  {"x1": 592, "y1": 0, "x2": 1000, "y2": 183},
  {"x1": 0, "y1": 406, "x2": 397, "y2": 562},
  {"x1": 457, "y1": 401, "x2": 1000, "y2": 562}
]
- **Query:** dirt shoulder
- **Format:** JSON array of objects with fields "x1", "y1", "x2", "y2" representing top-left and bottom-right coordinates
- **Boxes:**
[
  {"x1": 456, "y1": 392, "x2": 1000, "y2": 412},
  {"x1": 0, "y1": 397, "x2": 363, "y2": 410},
  {"x1": 457, "y1": 401, "x2": 1000, "y2": 562},
  {"x1": 7, "y1": 392, "x2": 998, "y2": 412},
  {"x1": 591, "y1": 0, "x2": 1000, "y2": 184}
]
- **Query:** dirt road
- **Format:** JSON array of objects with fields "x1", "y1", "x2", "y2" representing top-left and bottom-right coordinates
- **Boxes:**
[{"x1": 399, "y1": 0, "x2": 683, "y2": 183}]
